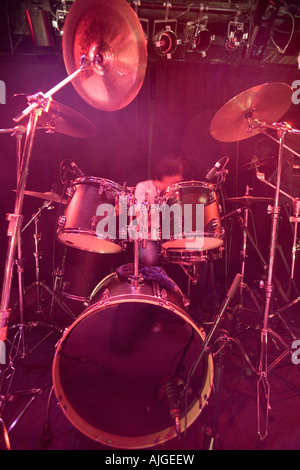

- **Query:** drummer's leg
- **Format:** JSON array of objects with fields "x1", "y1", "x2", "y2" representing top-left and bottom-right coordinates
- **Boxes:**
[
  {"x1": 197, "y1": 262, "x2": 220, "y2": 315},
  {"x1": 138, "y1": 241, "x2": 161, "y2": 266}
]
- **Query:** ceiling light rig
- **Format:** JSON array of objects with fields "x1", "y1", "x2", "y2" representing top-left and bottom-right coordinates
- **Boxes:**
[
  {"x1": 133, "y1": 0, "x2": 149, "y2": 45},
  {"x1": 152, "y1": 2, "x2": 181, "y2": 59},
  {"x1": 225, "y1": 20, "x2": 248, "y2": 52},
  {"x1": 184, "y1": 15, "x2": 214, "y2": 57}
]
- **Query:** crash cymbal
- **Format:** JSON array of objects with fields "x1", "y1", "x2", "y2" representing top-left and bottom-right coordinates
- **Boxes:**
[
  {"x1": 239, "y1": 156, "x2": 277, "y2": 171},
  {"x1": 225, "y1": 196, "x2": 274, "y2": 206},
  {"x1": 37, "y1": 100, "x2": 96, "y2": 138},
  {"x1": 210, "y1": 83, "x2": 293, "y2": 142},
  {"x1": 62, "y1": 0, "x2": 148, "y2": 111},
  {"x1": 14, "y1": 190, "x2": 68, "y2": 204}
]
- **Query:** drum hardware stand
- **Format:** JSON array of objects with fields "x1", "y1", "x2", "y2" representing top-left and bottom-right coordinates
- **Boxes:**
[
  {"x1": 233, "y1": 187, "x2": 264, "y2": 323},
  {"x1": 0, "y1": 56, "x2": 91, "y2": 365},
  {"x1": 227, "y1": 195, "x2": 293, "y2": 330},
  {"x1": 222, "y1": 203, "x2": 266, "y2": 325},
  {"x1": 0, "y1": 61, "x2": 90, "y2": 448},
  {"x1": 21, "y1": 200, "x2": 54, "y2": 315},
  {"x1": 0, "y1": 386, "x2": 53, "y2": 450},
  {"x1": 127, "y1": 193, "x2": 146, "y2": 287},
  {"x1": 184, "y1": 273, "x2": 243, "y2": 449},
  {"x1": 248, "y1": 121, "x2": 300, "y2": 440},
  {"x1": 21, "y1": 203, "x2": 76, "y2": 323},
  {"x1": 255, "y1": 166, "x2": 300, "y2": 306}
]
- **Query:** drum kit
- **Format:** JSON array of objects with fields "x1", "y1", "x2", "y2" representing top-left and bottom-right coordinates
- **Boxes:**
[{"x1": 0, "y1": 0, "x2": 299, "y2": 451}]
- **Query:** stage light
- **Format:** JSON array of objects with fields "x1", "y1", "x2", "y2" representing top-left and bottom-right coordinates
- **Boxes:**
[
  {"x1": 225, "y1": 21, "x2": 248, "y2": 52},
  {"x1": 153, "y1": 20, "x2": 180, "y2": 59},
  {"x1": 184, "y1": 19, "x2": 214, "y2": 57}
]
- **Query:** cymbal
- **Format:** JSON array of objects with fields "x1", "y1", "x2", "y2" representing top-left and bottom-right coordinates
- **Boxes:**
[
  {"x1": 62, "y1": 0, "x2": 148, "y2": 111},
  {"x1": 210, "y1": 83, "x2": 293, "y2": 142},
  {"x1": 14, "y1": 190, "x2": 68, "y2": 204},
  {"x1": 226, "y1": 196, "x2": 274, "y2": 206},
  {"x1": 37, "y1": 100, "x2": 96, "y2": 138},
  {"x1": 239, "y1": 156, "x2": 277, "y2": 171}
]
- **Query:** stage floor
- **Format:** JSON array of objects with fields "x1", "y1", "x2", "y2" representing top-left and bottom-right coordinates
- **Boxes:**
[{"x1": 1, "y1": 283, "x2": 300, "y2": 451}]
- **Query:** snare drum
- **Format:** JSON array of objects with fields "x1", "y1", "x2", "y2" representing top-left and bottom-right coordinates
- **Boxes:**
[
  {"x1": 57, "y1": 177, "x2": 124, "y2": 254},
  {"x1": 161, "y1": 181, "x2": 224, "y2": 252},
  {"x1": 163, "y1": 247, "x2": 223, "y2": 264},
  {"x1": 52, "y1": 271, "x2": 214, "y2": 449}
]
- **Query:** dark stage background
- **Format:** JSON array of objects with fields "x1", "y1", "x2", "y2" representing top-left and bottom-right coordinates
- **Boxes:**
[
  {"x1": 1, "y1": 22, "x2": 300, "y2": 451},
  {"x1": 0, "y1": 53, "x2": 299, "y2": 293}
]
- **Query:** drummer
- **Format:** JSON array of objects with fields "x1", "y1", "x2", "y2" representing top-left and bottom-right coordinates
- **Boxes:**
[
  {"x1": 134, "y1": 154, "x2": 220, "y2": 321},
  {"x1": 135, "y1": 154, "x2": 184, "y2": 266}
]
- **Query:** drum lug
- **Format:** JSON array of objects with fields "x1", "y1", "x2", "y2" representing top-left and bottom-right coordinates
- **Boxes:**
[
  {"x1": 101, "y1": 288, "x2": 111, "y2": 303},
  {"x1": 57, "y1": 216, "x2": 66, "y2": 231},
  {"x1": 91, "y1": 215, "x2": 97, "y2": 233},
  {"x1": 160, "y1": 288, "x2": 168, "y2": 300},
  {"x1": 66, "y1": 186, "x2": 74, "y2": 198},
  {"x1": 98, "y1": 180, "x2": 108, "y2": 195},
  {"x1": 206, "y1": 218, "x2": 219, "y2": 231},
  {"x1": 208, "y1": 193, "x2": 216, "y2": 205}
]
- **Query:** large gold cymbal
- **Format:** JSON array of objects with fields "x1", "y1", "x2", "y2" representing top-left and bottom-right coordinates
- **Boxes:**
[
  {"x1": 210, "y1": 83, "x2": 293, "y2": 142},
  {"x1": 62, "y1": 0, "x2": 148, "y2": 111}
]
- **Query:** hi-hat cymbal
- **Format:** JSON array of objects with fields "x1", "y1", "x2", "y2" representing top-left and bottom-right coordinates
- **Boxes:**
[
  {"x1": 226, "y1": 196, "x2": 274, "y2": 206},
  {"x1": 14, "y1": 190, "x2": 68, "y2": 204},
  {"x1": 37, "y1": 100, "x2": 96, "y2": 138},
  {"x1": 210, "y1": 83, "x2": 293, "y2": 142},
  {"x1": 239, "y1": 156, "x2": 277, "y2": 171},
  {"x1": 62, "y1": 0, "x2": 148, "y2": 111}
]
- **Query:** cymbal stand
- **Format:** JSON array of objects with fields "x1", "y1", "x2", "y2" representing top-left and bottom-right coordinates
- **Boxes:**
[
  {"x1": 21, "y1": 201, "x2": 54, "y2": 315},
  {"x1": 253, "y1": 121, "x2": 300, "y2": 440},
  {"x1": 14, "y1": 128, "x2": 26, "y2": 359},
  {"x1": 0, "y1": 58, "x2": 89, "y2": 365},
  {"x1": 233, "y1": 185, "x2": 264, "y2": 322}
]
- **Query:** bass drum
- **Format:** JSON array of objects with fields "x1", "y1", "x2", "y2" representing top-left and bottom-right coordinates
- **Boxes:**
[{"x1": 52, "y1": 272, "x2": 214, "y2": 449}]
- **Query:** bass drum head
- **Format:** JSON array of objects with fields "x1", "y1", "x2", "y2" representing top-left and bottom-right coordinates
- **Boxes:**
[{"x1": 52, "y1": 278, "x2": 213, "y2": 449}]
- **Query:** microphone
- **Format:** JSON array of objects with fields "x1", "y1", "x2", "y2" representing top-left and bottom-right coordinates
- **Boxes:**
[
  {"x1": 205, "y1": 157, "x2": 229, "y2": 181},
  {"x1": 165, "y1": 378, "x2": 182, "y2": 438},
  {"x1": 221, "y1": 207, "x2": 244, "y2": 221},
  {"x1": 69, "y1": 161, "x2": 84, "y2": 177}
]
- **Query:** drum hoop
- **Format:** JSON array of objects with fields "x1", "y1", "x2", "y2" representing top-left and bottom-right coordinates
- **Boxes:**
[
  {"x1": 163, "y1": 247, "x2": 223, "y2": 262},
  {"x1": 57, "y1": 227, "x2": 119, "y2": 241},
  {"x1": 167, "y1": 231, "x2": 223, "y2": 239},
  {"x1": 72, "y1": 176, "x2": 123, "y2": 193},
  {"x1": 52, "y1": 286, "x2": 214, "y2": 449},
  {"x1": 163, "y1": 180, "x2": 216, "y2": 199}
]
